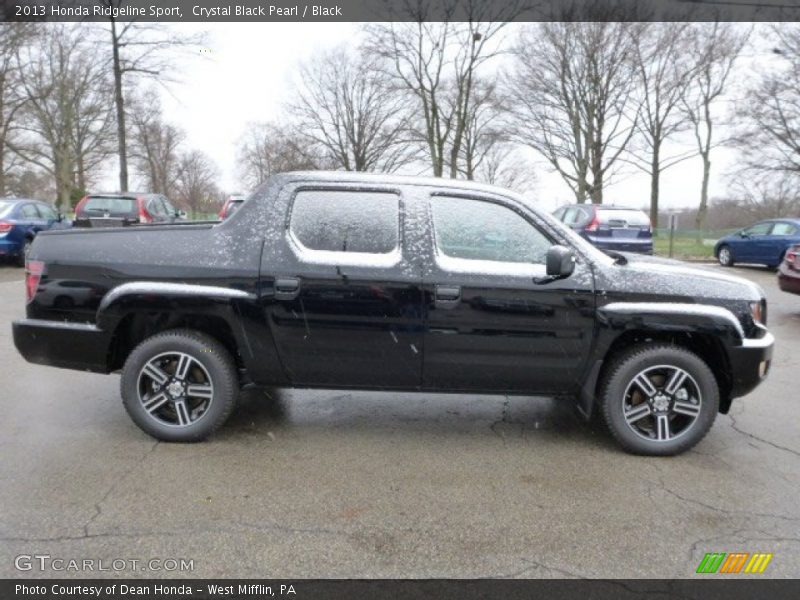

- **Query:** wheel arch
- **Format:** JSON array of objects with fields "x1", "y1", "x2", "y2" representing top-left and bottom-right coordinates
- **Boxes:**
[
  {"x1": 97, "y1": 282, "x2": 286, "y2": 387},
  {"x1": 579, "y1": 304, "x2": 742, "y2": 418}
]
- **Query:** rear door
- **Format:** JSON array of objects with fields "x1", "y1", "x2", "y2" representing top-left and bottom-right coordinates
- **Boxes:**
[
  {"x1": 421, "y1": 191, "x2": 596, "y2": 393},
  {"x1": 262, "y1": 183, "x2": 425, "y2": 388},
  {"x1": 764, "y1": 221, "x2": 800, "y2": 265}
]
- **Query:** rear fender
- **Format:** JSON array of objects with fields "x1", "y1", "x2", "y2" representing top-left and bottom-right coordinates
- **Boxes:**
[{"x1": 96, "y1": 282, "x2": 286, "y2": 385}]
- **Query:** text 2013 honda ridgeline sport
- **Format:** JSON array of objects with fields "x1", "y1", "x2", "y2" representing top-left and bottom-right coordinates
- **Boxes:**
[{"x1": 12, "y1": 173, "x2": 774, "y2": 455}]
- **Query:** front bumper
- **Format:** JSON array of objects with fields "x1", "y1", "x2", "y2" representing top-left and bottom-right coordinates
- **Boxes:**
[
  {"x1": 12, "y1": 319, "x2": 112, "y2": 373},
  {"x1": 728, "y1": 331, "x2": 775, "y2": 399}
]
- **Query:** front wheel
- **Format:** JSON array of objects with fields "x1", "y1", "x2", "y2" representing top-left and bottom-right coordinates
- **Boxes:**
[
  {"x1": 717, "y1": 245, "x2": 734, "y2": 267},
  {"x1": 121, "y1": 329, "x2": 238, "y2": 442},
  {"x1": 600, "y1": 344, "x2": 719, "y2": 456}
]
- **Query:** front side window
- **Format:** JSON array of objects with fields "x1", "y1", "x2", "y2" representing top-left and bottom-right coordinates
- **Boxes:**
[
  {"x1": 289, "y1": 190, "x2": 400, "y2": 256},
  {"x1": 430, "y1": 196, "x2": 552, "y2": 265},
  {"x1": 744, "y1": 222, "x2": 772, "y2": 236}
]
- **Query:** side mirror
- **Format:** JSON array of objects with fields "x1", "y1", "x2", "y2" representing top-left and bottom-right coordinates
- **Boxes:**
[
  {"x1": 546, "y1": 245, "x2": 576, "y2": 278},
  {"x1": 739, "y1": 231, "x2": 749, "y2": 238},
  {"x1": 176, "y1": 210, "x2": 187, "y2": 219}
]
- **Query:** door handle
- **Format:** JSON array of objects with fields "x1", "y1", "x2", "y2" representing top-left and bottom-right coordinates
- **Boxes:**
[
  {"x1": 274, "y1": 277, "x2": 300, "y2": 300},
  {"x1": 434, "y1": 285, "x2": 461, "y2": 307}
]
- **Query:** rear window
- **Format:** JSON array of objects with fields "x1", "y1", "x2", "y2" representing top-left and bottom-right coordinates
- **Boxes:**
[
  {"x1": 0, "y1": 201, "x2": 13, "y2": 218},
  {"x1": 290, "y1": 190, "x2": 400, "y2": 255},
  {"x1": 597, "y1": 209, "x2": 650, "y2": 227},
  {"x1": 83, "y1": 196, "x2": 137, "y2": 214}
]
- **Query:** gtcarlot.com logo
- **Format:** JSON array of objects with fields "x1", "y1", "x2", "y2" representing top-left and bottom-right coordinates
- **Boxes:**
[
  {"x1": 696, "y1": 552, "x2": 773, "y2": 574},
  {"x1": 15, "y1": 554, "x2": 194, "y2": 573}
]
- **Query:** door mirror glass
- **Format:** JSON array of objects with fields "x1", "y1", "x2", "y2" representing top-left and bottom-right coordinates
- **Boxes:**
[{"x1": 546, "y1": 245, "x2": 576, "y2": 278}]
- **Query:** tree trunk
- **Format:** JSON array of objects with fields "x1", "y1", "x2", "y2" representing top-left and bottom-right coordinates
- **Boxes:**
[
  {"x1": 111, "y1": 19, "x2": 128, "y2": 192},
  {"x1": 695, "y1": 153, "x2": 711, "y2": 243},
  {"x1": 650, "y1": 143, "x2": 660, "y2": 230},
  {"x1": 0, "y1": 150, "x2": 5, "y2": 197}
]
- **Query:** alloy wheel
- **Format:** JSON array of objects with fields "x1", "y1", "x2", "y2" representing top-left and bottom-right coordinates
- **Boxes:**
[
  {"x1": 137, "y1": 352, "x2": 214, "y2": 427},
  {"x1": 621, "y1": 365, "x2": 702, "y2": 442}
]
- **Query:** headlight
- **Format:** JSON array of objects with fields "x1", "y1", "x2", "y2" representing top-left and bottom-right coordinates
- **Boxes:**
[{"x1": 750, "y1": 301, "x2": 765, "y2": 325}]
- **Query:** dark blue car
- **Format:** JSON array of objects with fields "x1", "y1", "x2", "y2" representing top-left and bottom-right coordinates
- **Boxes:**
[
  {"x1": 714, "y1": 218, "x2": 800, "y2": 268},
  {"x1": 0, "y1": 198, "x2": 71, "y2": 266},
  {"x1": 552, "y1": 204, "x2": 653, "y2": 254}
]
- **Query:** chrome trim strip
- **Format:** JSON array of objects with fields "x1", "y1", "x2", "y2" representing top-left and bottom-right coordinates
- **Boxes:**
[
  {"x1": 98, "y1": 281, "x2": 253, "y2": 313},
  {"x1": 15, "y1": 318, "x2": 101, "y2": 333},
  {"x1": 601, "y1": 302, "x2": 745, "y2": 338}
]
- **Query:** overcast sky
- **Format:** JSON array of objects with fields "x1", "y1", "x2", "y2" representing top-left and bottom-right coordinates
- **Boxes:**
[{"x1": 117, "y1": 22, "x2": 770, "y2": 214}]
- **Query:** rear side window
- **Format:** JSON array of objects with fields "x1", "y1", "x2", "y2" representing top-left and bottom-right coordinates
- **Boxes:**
[
  {"x1": 597, "y1": 209, "x2": 650, "y2": 227},
  {"x1": 20, "y1": 204, "x2": 39, "y2": 218},
  {"x1": 772, "y1": 222, "x2": 798, "y2": 236},
  {"x1": 290, "y1": 190, "x2": 400, "y2": 255},
  {"x1": 83, "y1": 197, "x2": 137, "y2": 214},
  {"x1": 430, "y1": 196, "x2": 552, "y2": 264}
]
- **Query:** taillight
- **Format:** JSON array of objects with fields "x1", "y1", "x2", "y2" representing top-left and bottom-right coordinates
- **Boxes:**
[
  {"x1": 137, "y1": 198, "x2": 153, "y2": 223},
  {"x1": 218, "y1": 200, "x2": 229, "y2": 219},
  {"x1": 585, "y1": 209, "x2": 600, "y2": 232},
  {"x1": 786, "y1": 245, "x2": 799, "y2": 266},
  {"x1": 25, "y1": 260, "x2": 44, "y2": 304},
  {"x1": 74, "y1": 195, "x2": 88, "y2": 215},
  {"x1": 0, "y1": 221, "x2": 11, "y2": 234}
]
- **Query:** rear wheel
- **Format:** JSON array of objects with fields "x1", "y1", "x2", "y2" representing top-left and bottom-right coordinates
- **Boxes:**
[
  {"x1": 600, "y1": 344, "x2": 719, "y2": 456},
  {"x1": 717, "y1": 245, "x2": 734, "y2": 267},
  {"x1": 121, "y1": 329, "x2": 238, "y2": 442}
]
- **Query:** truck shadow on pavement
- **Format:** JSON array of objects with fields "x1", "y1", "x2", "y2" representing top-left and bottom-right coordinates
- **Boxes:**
[{"x1": 221, "y1": 386, "x2": 615, "y2": 450}]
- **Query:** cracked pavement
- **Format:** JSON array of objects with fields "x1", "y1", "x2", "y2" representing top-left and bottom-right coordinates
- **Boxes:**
[{"x1": 0, "y1": 264, "x2": 798, "y2": 578}]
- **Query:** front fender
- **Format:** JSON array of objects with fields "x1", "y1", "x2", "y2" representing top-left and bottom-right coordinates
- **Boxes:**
[{"x1": 577, "y1": 302, "x2": 747, "y2": 418}]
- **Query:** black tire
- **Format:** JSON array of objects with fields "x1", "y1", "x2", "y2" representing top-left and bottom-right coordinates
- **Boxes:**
[
  {"x1": 600, "y1": 344, "x2": 719, "y2": 456},
  {"x1": 717, "y1": 244, "x2": 734, "y2": 267},
  {"x1": 121, "y1": 329, "x2": 238, "y2": 442}
]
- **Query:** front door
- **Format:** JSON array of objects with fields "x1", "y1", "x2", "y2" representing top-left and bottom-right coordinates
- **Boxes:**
[
  {"x1": 421, "y1": 192, "x2": 595, "y2": 393},
  {"x1": 263, "y1": 185, "x2": 424, "y2": 389}
]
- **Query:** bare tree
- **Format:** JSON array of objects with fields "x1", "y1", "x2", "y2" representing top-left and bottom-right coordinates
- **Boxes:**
[
  {"x1": 289, "y1": 45, "x2": 415, "y2": 172},
  {"x1": 737, "y1": 24, "x2": 800, "y2": 179},
  {"x1": 14, "y1": 25, "x2": 115, "y2": 208},
  {"x1": 95, "y1": 1, "x2": 206, "y2": 191},
  {"x1": 728, "y1": 171, "x2": 800, "y2": 220},
  {"x1": 681, "y1": 23, "x2": 749, "y2": 235},
  {"x1": 174, "y1": 149, "x2": 219, "y2": 217},
  {"x1": 236, "y1": 122, "x2": 324, "y2": 190},
  {"x1": 365, "y1": 0, "x2": 519, "y2": 177},
  {"x1": 0, "y1": 23, "x2": 37, "y2": 196},
  {"x1": 128, "y1": 90, "x2": 184, "y2": 198},
  {"x1": 629, "y1": 22, "x2": 697, "y2": 228},
  {"x1": 505, "y1": 23, "x2": 640, "y2": 204}
]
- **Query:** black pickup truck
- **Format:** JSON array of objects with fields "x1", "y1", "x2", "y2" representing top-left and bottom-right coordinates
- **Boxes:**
[{"x1": 12, "y1": 172, "x2": 774, "y2": 455}]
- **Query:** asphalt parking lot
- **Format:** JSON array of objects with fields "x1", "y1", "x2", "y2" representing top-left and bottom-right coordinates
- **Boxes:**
[{"x1": 0, "y1": 262, "x2": 798, "y2": 579}]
